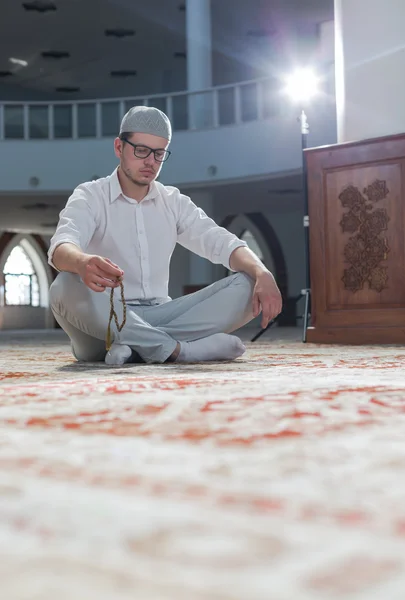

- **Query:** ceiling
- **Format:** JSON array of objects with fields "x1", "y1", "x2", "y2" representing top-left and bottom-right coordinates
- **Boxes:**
[
  {"x1": 0, "y1": 1, "x2": 330, "y2": 234},
  {"x1": 0, "y1": 0, "x2": 334, "y2": 100}
]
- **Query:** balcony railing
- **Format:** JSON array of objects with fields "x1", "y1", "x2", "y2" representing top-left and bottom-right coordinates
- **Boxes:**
[{"x1": 0, "y1": 77, "x2": 283, "y2": 141}]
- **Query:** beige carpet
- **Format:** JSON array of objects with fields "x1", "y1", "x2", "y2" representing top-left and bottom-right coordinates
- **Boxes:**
[{"x1": 1, "y1": 328, "x2": 405, "y2": 600}]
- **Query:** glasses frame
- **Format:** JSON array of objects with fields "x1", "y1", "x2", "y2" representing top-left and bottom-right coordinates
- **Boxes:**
[{"x1": 121, "y1": 137, "x2": 171, "y2": 163}]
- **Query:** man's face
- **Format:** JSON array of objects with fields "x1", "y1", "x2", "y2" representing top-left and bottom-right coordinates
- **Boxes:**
[{"x1": 114, "y1": 132, "x2": 169, "y2": 187}]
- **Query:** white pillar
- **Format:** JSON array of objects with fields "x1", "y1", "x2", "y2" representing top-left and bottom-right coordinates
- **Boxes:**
[
  {"x1": 0, "y1": 270, "x2": 4, "y2": 330},
  {"x1": 186, "y1": 0, "x2": 213, "y2": 129},
  {"x1": 188, "y1": 191, "x2": 213, "y2": 285},
  {"x1": 335, "y1": 0, "x2": 405, "y2": 143}
]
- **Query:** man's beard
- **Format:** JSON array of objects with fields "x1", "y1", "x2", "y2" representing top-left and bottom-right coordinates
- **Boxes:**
[{"x1": 122, "y1": 165, "x2": 151, "y2": 187}]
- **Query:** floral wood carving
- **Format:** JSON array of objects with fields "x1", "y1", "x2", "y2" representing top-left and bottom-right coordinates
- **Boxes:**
[{"x1": 339, "y1": 179, "x2": 390, "y2": 293}]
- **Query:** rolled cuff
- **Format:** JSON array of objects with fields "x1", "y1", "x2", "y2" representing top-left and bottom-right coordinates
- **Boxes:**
[
  {"x1": 222, "y1": 240, "x2": 248, "y2": 271},
  {"x1": 48, "y1": 239, "x2": 82, "y2": 271}
]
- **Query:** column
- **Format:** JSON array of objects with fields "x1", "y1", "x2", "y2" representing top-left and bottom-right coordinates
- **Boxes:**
[
  {"x1": 0, "y1": 271, "x2": 3, "y2": 330},
  {"x1": 186, "y1": 0, "x2": 213, "y2": 129},
  {"x1": 319, "y1": 20, "x2": 335, "y2": 92},
  {"x1": 188, "y1": 191, "x2": 213, "y2": 286},
  {"x1": 335, "y1": 0, "x2": 405, "y2": 142}
]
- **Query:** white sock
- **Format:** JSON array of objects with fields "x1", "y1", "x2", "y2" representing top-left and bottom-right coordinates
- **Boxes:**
[
  {"x1": 105, "y1": 343, "x2": 132, "y2": 366},
  {"x1": 176, "y1": 333, "x2": 246, "y2": 363}
]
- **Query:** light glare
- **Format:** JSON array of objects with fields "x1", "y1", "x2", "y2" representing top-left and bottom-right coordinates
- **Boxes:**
[
  {"x1": 9, "y1": 57, "x2": 28, "y2": 67},
  {"x1": 283, "y1": 68, "x2": 320, "y2": 103}
]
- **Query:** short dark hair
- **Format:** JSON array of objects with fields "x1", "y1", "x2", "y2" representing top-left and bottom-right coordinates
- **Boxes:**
[{"x1": 119, "y1": 132, "x2": 133, "y2": 141}]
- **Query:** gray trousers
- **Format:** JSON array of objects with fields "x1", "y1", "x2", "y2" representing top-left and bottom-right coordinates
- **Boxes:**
[{"x1": 49, "y1": 272, "x2": 255, "y2": 363}]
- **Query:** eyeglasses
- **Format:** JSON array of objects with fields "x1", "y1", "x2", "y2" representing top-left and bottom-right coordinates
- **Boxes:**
[{"x1": 121, "y1": 138, "x2": 171, "y2": 163}]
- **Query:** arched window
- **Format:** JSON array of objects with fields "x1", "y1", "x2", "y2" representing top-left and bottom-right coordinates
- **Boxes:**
[
  {"x1": 240, "y1": 229, "x2": 264, "y2": 260},
  {"x1": 3, "y1": 244, "x2": 40, "y2": 306}
]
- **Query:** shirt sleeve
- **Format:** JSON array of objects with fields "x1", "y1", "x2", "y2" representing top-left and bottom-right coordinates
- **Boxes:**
[
  {"x1": 175, "y1": 193, "x2": 247, "y2": 270},
  {"x1": 48, "y1": 184, "x2": 98, "y2": 270}
]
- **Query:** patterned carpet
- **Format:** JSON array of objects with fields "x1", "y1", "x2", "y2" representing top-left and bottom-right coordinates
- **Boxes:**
[{"x1": 1, "y1": 328, "x2": 405, "y2": 600}]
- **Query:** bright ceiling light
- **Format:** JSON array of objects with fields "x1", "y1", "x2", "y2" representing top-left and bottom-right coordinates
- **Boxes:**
[
  {"x1": 9, "y1": 57, "x2": 28, "y2": 67},
  {"x1": 283, "y1": 68, "x2": 321, "y2": 103}
]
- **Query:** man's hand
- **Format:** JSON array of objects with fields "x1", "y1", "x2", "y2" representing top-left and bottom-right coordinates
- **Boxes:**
[
  {"x1": 252, "y1": 271, "x2": 282, "y2": 328},
  {"x1": 77, "y1": 255, "x2": 124, "y2": 293}
]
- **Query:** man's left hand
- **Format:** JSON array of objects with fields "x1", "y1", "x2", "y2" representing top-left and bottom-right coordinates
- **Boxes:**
[{"x1": 252, "y1": 271, "x2": 282, "y2": 328}]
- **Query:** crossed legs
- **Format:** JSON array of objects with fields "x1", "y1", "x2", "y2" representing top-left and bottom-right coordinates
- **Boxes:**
[{"x1": 50, "y1": 272, "x2": 255, "y2": 363}]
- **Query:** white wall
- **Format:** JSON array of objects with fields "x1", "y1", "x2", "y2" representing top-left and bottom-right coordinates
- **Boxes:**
[
  {"x1": 319, "y1": 20, "x2": 335, "y2": 65},
  {"x1": 335, "y1": 0, "x2": 405, "y2": 142},
  {"x1": 1, "y1": 306, "x2": 48, "y2": 330}
]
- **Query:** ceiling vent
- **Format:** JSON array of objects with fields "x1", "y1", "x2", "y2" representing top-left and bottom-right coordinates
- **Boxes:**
[
  {"x1": 22, "y1": 202, "x2": 50, "y2": 211},
  {"x1": 41, "y1": 50, "x2": 70, "y2": 59},
  {"x1": 110, "y1": 70, "x2": 137, "y2": 78},
  {"x1": 55, "y1": 86, "x2": 80, "y2": 92},
  {"x1": 247, "y1": 29, "x2": 275, "y2": 38},
  {"x1": 104, "y1": 28, "x2": 135, "y2": 38},
  {"x1": 0, "y1": 71, "x2": 13, "y2": 77},
  {"x1": 22, "y1": 1, "x2": 57, "y2": 13}
]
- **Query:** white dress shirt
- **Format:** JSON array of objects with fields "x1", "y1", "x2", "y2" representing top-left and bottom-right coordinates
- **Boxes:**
[{"x1": 48, "y1": 168, "x2": 247, "y2": 302}]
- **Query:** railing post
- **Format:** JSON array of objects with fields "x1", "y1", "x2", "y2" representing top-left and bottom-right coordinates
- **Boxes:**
[
  {"x1": 72, "y1": 104, "x2": 78, "y2": 139},
  {"x1": 48, "y1": 104, "x2": 54, "y2": 140},
  {"x1": 188, "y1": 92, "x2": 194, "y2": 130},
  {"x1": 23, "y1": 104, "x2": 29, "y2": 140},
  {"x1": 166, "y1": 95, "x2": 173, "y2": 124},
  {"x1": 235, "y1": 85, "x2": 242, "y2": 124},
  {"x1": 96, "y1": 102, "x2": 102, "y2": 138},
  {"x1": 0, "y1": 104, "x2": 4, "y2": 140},
  {"x1": 213, "y1": 89, "x2": 219, "y2": 127},
  {"x1": 257, "y1": 81, "x2": 264, "y2": 121}
]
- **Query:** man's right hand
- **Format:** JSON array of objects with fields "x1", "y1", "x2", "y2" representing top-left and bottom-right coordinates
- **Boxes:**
[{"x1": 77, "y1": 255, "x2": 124, "y2": 292}]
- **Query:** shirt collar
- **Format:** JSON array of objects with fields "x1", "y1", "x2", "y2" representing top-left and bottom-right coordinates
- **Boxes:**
[
  {"x1": 109, "y1": 167, "x2": 160, "y2": 204},
  {"x1": 109, "y1": 167, "x2": 122, "y2": 203}
]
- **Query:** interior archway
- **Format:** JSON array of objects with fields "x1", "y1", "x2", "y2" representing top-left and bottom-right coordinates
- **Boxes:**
[
  {"x1": 220, "y1": 212, "x2": 288, "y2": 300},
  {"x1": 0, "y1": 233, "x2": 54, "y2": 329}
]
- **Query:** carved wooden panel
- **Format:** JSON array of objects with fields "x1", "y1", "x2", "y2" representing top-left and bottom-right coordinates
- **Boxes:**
[
  {"x1": 306, "y1": 133, "x2": 405, "y2": 344},
  {"x1": 340, "y1": 180, "x2": 390, "y2": 293},
  {"x1": 324, "y1": 163, "x2": 404, "y2": 310}
]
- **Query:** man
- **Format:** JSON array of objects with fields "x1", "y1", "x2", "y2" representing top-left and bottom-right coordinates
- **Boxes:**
[{"x1": 48, "y1": 106, "x2": 282, "y2": 365}]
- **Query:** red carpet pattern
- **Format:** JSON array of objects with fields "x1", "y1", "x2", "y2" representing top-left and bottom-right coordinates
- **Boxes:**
[{"x1": 1, "y1": 333, "x2": 405, "y2": 599}]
